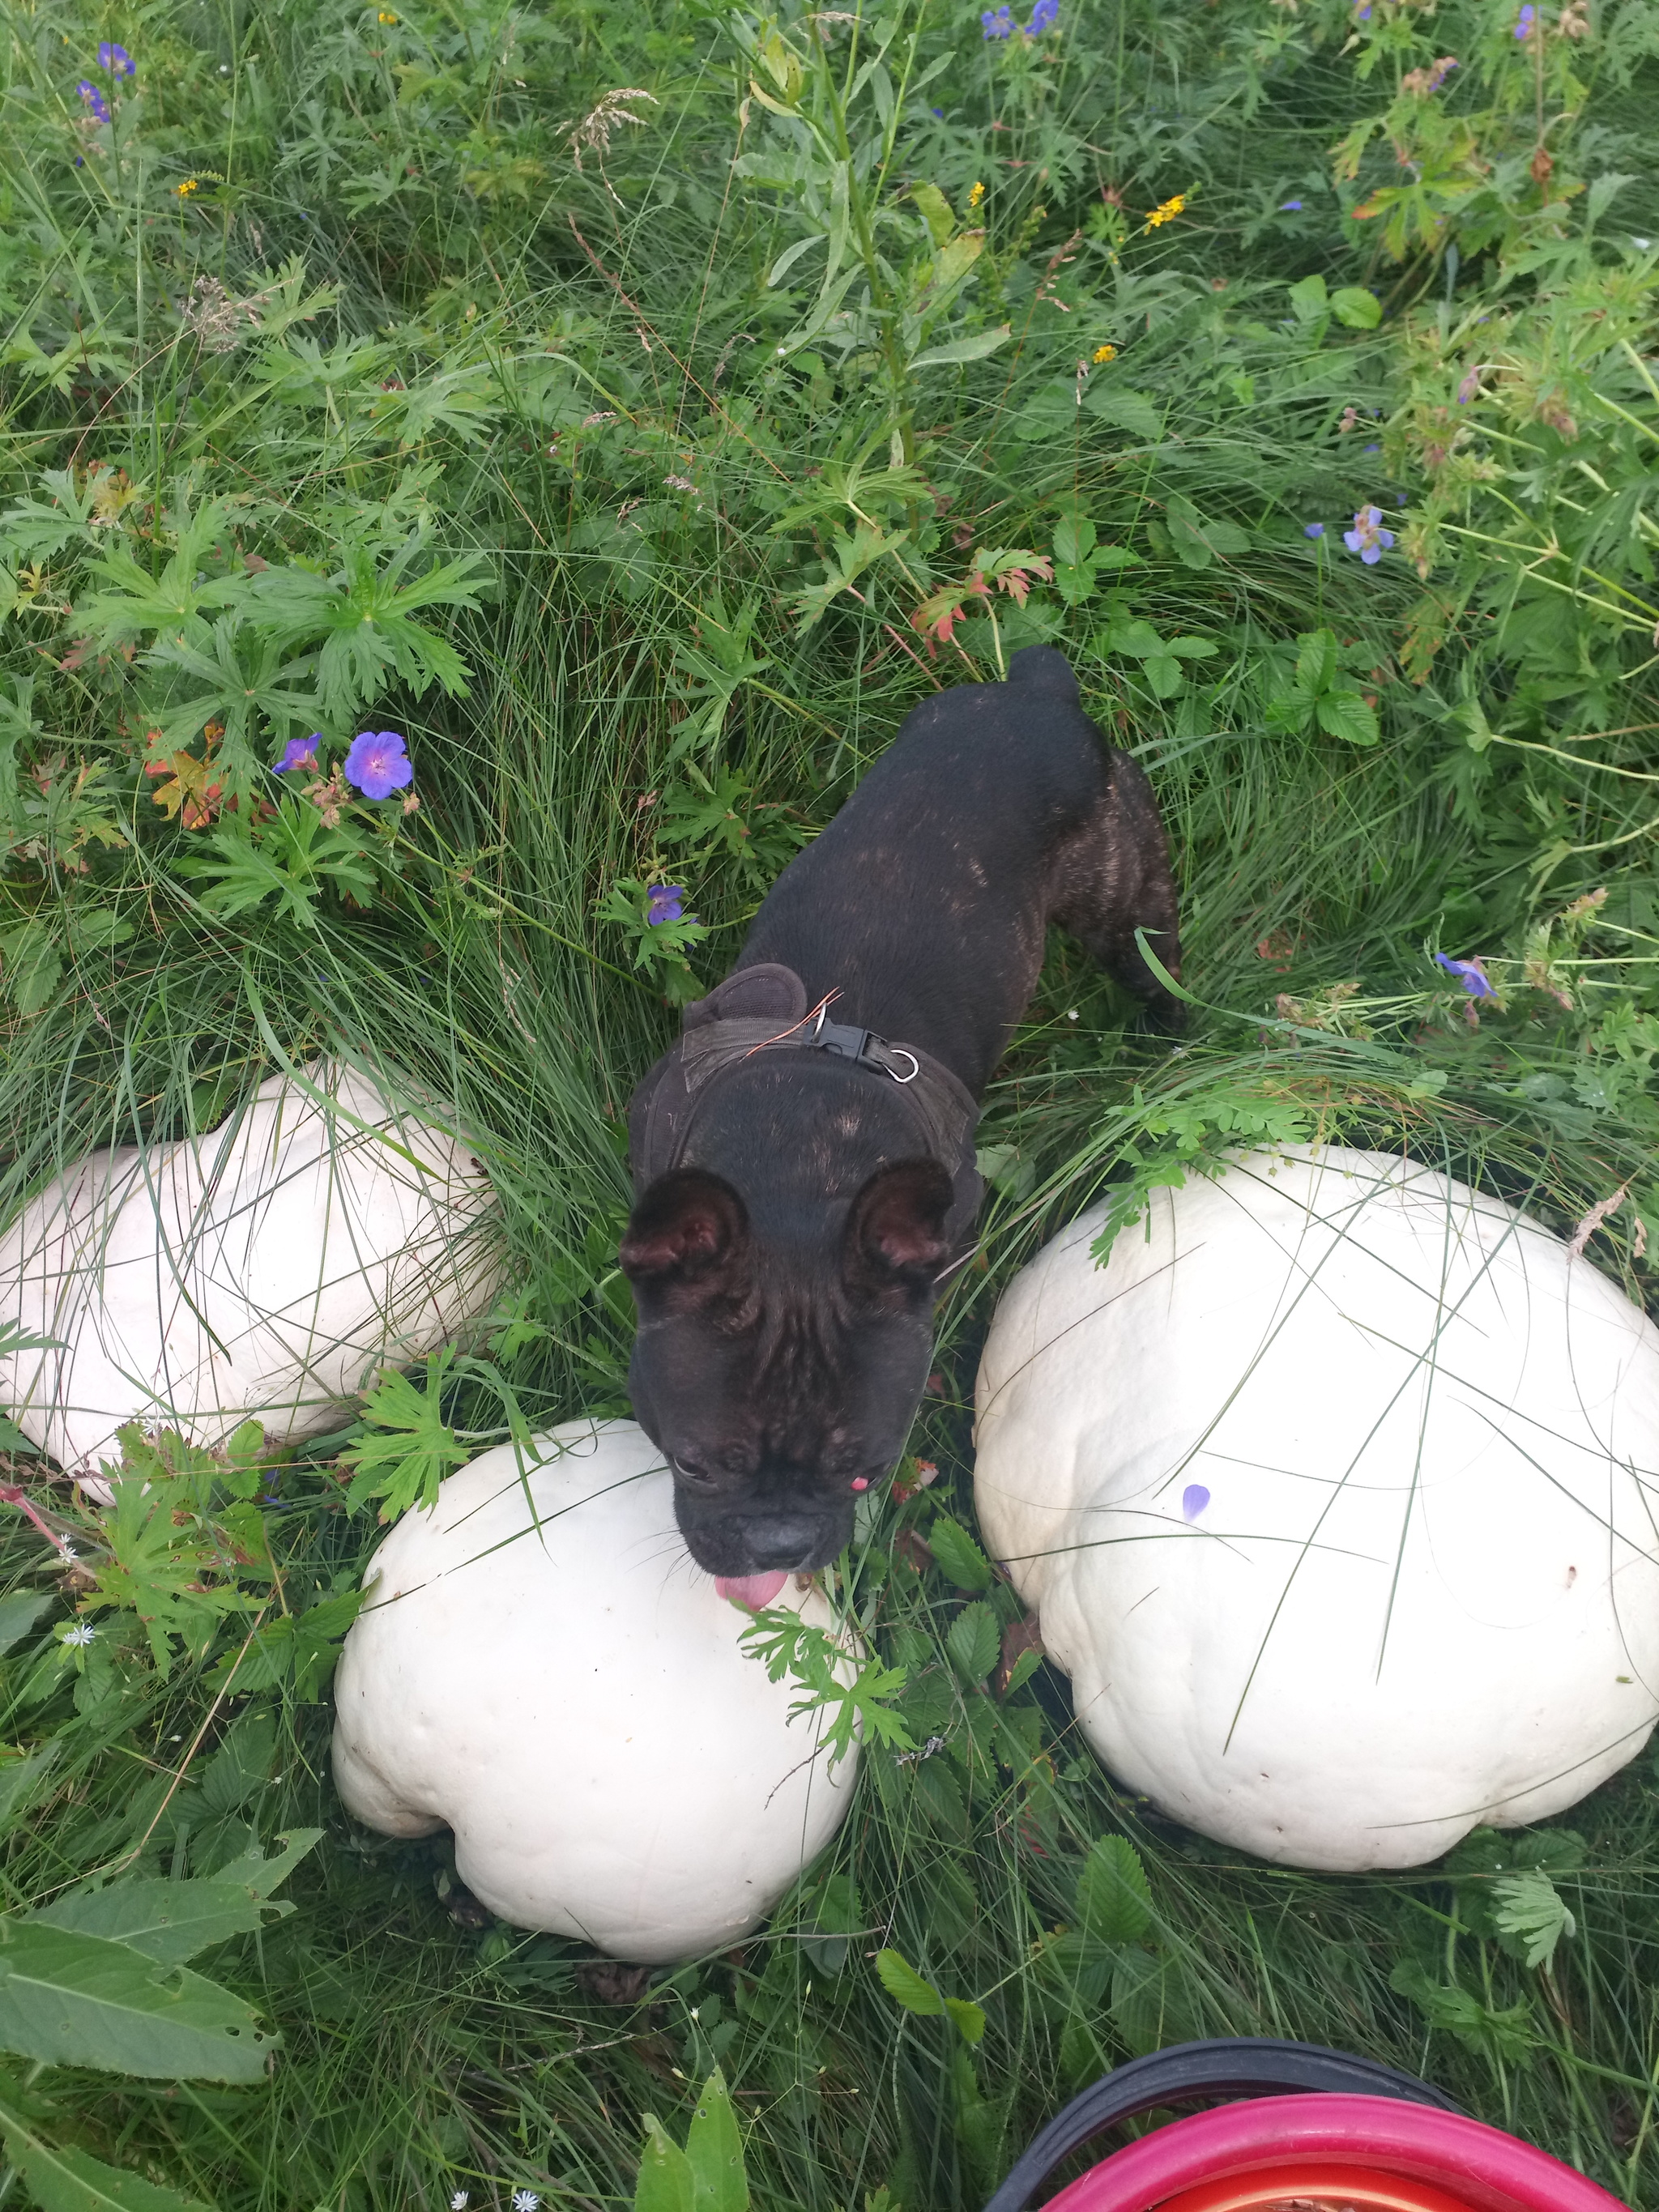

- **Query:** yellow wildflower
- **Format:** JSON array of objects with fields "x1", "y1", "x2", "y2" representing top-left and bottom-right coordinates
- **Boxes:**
[
  {"x1": 1092, "y1": 343, "x2": 1116, "y2": 363},
  {"x1": 377, "y1": 9, "x2": 399, "y2": 19},
  {"x1": 177, "y1": 177, "x2": 198, "y2": 197},
  {"x1": 967, "y1": 181, "x2": 985, "y2": 208},
  {"x1": 1145, "y1": 193, "x2": 1186, "y2": 229}
]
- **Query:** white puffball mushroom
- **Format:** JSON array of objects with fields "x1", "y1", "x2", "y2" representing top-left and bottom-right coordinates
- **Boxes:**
[
  {"x1": 331, "y1": 1420, "x2": 858, "y2": 1963},
  {"x1": 974, "y1": 1145, "x2": 1659, "y2": 1871},
  {"x1": 0, "y1": 1061, "x2": 501, "y2": 1478}
]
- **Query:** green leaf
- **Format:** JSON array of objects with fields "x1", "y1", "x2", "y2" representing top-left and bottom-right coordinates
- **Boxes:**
[
  {"x1": 875, "y1": 1950, "x2": 944, "y2": 2018},
  {"x1": 1077, "y1": 1835, "x2": 1154, "y2": 1947},
  {"x1": 28, "y1": 1879, "x2": 281, "y2": 1968},
  {"x1": 1294, "y1": 627, "x2": 1339, "y2": 697},
  {"x1": 0, "y1": 1920, "x2": 276, "y2": 2080},
  {"x1": 0, "y1": 1746, "x2": 60, "y2": 1833},
  {"x1": 1286, "y1": 272, "x2": 1329, "y2": 325},
  {"x1": 634, "y1": 2116, "x2": 696, "y2": 2212},
  {"x1": 766, "y1": 233, "x2": 828, "y2": 288},
  {"x1": 1492, "y1": 1870, "x2": 1576, "y2": 1970},
  {"x1": 911, "y1": 182, "x2": 955, "y2": 249},
  {"x1": 0, "y1": 2083, "x2": 212, "y2": 2212},
  {"x1": 1082, "y1": 386, "x2": 1162, "y2": 439},
  {"x1": 0, "y1": 1595, "x2": 55, "y2": 1656},
  {"x1": 1330, "y1": 285, "x2": 1383, "y2": 329},
  {"x1": 339, "y1": 1357, "x2": 469, "y2": 1519},
  {"x1": 684, "y1": 2068, "x2": 749, "y2": 2212},
  {"x1": 908, "y1": 326, "x2": 1011, "y2": 372},
  {"x1": 1315, "y1": 690, "x2": 1380, "y2": 746},
  {"x1": 1052, "y1": 512, "x2": 1096, "y2": 571},
  {"x1": 926, "y1": 1515, "x2": 992, "y2": 1592},
  {"x1": 1001, "y1": 1645, "x2": 1043, "y2": 1698},
  {"x1": 943, "y1": 1997, "x2": 987, "y2": 2045},
  {"x1": 252, "y1": 536, "x2": 487, "y2": 721},
  {"x1": 945, "y1": 1601, "x2": 1000, "y2": 1688},
  {"x1": 1143, "y1": 654, "x2": 1184, "y2": 698},
  {"x1": 207, "y1": 1828, "x2": 323, "y2": 1902},
  {"x1": 1388, "y1": 1958, "x2": 1536, "y2": 2065},
  {"x1": 209, "y1": 1590, "x2": 363, "y2": 1701}
]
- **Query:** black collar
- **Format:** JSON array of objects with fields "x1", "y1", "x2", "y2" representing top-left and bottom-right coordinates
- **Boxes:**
[{"x1": 626, "y1": 963, "x2": 984, "y2": 1253}]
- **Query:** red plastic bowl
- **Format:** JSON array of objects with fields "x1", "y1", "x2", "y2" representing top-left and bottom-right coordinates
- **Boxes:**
[{"x1": 1043, "y1": 2092, "x2": 1629, "y2": 2212}]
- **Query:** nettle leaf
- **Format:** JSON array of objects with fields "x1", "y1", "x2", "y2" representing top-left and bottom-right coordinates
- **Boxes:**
[
  {"x1": 1388, "y1": 1958, "x2": 1536, "y2": 2065},
  {"x1": 945, "y1": 1600, "x2": 1000, "y2": 1687},
  {"x1": 1077, "y1": 1835, "x2": 1154, "y2": 1947},
  {"x1": 1316, "y1": 690, "x2": 1380, "y2": 746},
  {"x1": 875, "y1": 1950, "x2": 943, "y2": 2017},
  {"x1": 927, "y1": 1515, "x2": 992, "y2": 1592},
  {"x1": 0, "y1": 1921, "x2": 275, "y2": 2080},
  {"x1": 1295, "y1": 627, "x2": 1339, "y2": 697},
  {"x1": 1330, "y1": 285, "x2": 1383, "y2": 329}
]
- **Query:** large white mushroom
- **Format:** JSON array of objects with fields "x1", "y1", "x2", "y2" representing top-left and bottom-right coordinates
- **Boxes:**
[
  {"x1": 974, "y1": 1145, "x2": 1659, "y2": 1870},
  {"x1": 0, "y1": 1060, "x2": 501, "y2": 1477},
  {"x1": 331, "y1": 1419, "x2": 858, "y2": 1963}
]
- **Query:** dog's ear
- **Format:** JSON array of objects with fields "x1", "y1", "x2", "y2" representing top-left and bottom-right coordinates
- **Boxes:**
[
  {"x1": 620, "y1": 1170, "x2": 752, "y2": 1308},
  {"x1": 843, "y1": 1158, "x2": 955, "y2": 1302}
]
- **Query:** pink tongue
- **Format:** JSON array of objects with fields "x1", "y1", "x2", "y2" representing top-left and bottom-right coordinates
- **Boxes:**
[{"x1": 715, "y1": 1571, "x2": 789, "y2": 1610}]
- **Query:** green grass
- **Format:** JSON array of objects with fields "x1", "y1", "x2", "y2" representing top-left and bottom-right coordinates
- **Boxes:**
[{"x1": 2, "y1": 0, "x2": 1659, "y2": 2201}]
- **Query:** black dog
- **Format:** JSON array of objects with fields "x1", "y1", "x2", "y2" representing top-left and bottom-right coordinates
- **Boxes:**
[{"x1": 621, "y1": 646, "x2": 1181, "y2": 1592}]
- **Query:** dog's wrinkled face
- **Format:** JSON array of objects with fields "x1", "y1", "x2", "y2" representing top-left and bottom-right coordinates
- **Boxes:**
[{"x1": 619, "y1": 1157, "x2": 953, "y2": 1579}]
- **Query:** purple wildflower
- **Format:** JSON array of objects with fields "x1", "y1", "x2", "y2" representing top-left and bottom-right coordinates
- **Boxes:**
[
  {"x1": 76, "y1": 79, "x2": 110, "y2": 121},
  {"x1": 1356, "y1": 6, "x2": 1371, "y2": 17},
  {"x1": 981, "y1": 5, "x2": 1013, "y2": 34},
  {"x1": 646, "y1": 884, "x2": 687, "y2": 926},
  {"x1": 97, "y1": 40, "x2": 135, "y2": 75},
  {"x1": 1456, "y1": 366, "x2": 1482, "y2": 404},
  {"x1": 1426, "y1": 56, "x2": 1457, "y2": 90},
  {"x1": 1181, "y1": 1484, "x2": 1210, "y2": 1521},
  {"x1": 1513, "y1": 4, "x2": 1535, "y2": 34},
  {"x1": 1303, "y1": 522, "x2": 1325, "y2": 539},
  {"x1": 1435, "y1": 953, "x2": 1495, "y2": 999},
  {"x1": 274, "y1": 734, "x2": 322, "y2": 774},
  {"x1": 1279, "y1": 198, "x2": 1305, "y2": 211},
  {"x1": 1026, "y1": 0, "x2": 1059, "y2": 30},
  {"x1": 343, "y1": 729, "x2": 412, "y2": 799},
  {"x1": 1343, "y1": 504, "x2": 1395, "y2": 565},
  {"x1": 931, "y1": 104, "x2": 944, "y2": 117},
  {"x1": 1364, "y1": 441, "x2": 1381, "y2": 451}
]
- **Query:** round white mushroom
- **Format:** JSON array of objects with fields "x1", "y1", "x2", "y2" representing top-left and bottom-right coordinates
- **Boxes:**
[
  {"x1": 332, "y1": 1419, "x2": 858, "y2": 1962},
  {"x1": 974, "y1": 1145, "x2": 1659, "y2": 1870}
]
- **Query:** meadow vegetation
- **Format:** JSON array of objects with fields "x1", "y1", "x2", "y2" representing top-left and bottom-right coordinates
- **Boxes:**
[{"x1": 2, "y1": 0, "x2": 1659, "y2": 2201}]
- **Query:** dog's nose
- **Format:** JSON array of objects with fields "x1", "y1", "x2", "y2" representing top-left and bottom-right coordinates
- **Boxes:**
[{"x1": 739, "y1": 1514, "x2": 822, "y2": 1570}]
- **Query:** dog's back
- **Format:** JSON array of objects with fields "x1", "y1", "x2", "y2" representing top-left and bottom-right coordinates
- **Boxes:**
[{"x1": 735, "y1": 646, "x2": 1180, "y2": 1086}]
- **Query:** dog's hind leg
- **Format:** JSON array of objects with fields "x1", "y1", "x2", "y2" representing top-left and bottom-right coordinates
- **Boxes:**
[{"x1": 1049, "y1": 750, "x2": 1185, "y2": 1031}]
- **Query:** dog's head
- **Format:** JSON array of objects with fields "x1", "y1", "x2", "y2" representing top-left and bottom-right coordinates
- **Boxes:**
[{"x1": 619, "y1": 1157, "x2": 953, "y2": 1578}]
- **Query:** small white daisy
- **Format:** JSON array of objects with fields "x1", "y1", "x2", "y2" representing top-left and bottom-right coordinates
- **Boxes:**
[
  {"x1": 449, "y1": 2194, "x2": 469, "y2": 2210},
  {"x1": 512, "y1": 2193, "x2": 540, "y2": 2212},
  {"x1": 63, "y1": 1623, "x2": 96, "y2": 1647},
  {"x1": 57, "y1": 1541, "x2": 79, "y2": 1562}
]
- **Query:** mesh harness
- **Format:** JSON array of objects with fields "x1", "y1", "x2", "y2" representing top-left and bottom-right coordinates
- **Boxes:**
[{"x1": 627, "y1": 963, "x2": 984, "y2": 1255}]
